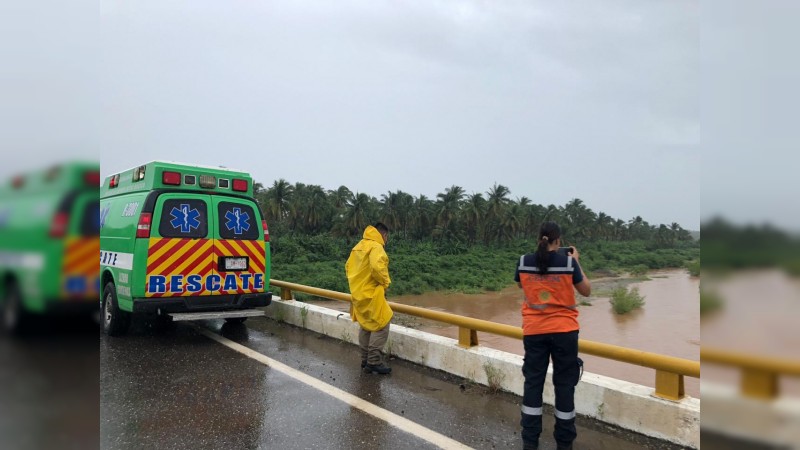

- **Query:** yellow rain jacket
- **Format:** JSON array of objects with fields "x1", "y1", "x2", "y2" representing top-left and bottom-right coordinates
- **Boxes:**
[{"x1": 345, "y1": 225, "x2": 393, "y2": 331}]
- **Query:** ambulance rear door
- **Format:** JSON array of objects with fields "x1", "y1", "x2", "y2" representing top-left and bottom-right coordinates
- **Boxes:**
[
  {"x1": 212, "y1": 197, "x2": 266, "y2": 296},
  {"x1": 145, "y1": 193, "x2": 216, "y2": 298}
]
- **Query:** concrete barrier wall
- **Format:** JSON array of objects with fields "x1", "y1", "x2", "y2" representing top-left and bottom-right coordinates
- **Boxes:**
[
  {"x1": 263, "y1": 298, "x2": 700, "y2": 448},
  {"x1": 701, "y1": 382, "x2": 800, "y2": 448}
]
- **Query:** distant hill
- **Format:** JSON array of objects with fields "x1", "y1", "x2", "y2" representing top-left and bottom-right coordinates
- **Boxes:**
[{"x1": 690, "y1": 230, "x2": 700, "y2": 240}]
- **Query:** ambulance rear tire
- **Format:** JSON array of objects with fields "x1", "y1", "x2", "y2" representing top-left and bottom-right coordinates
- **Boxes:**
[
  {"x1": 224, "y1": 317, "x2": 247, "y2": 324},
  {"x1": 2, "y1": 282, "x2": 29, "y2": 335},
  {"x1": 103, "y1": 282, "x2": 130, "y2": 336}
]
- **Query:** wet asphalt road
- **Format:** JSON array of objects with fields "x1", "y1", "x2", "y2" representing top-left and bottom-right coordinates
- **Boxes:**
[{"x1": 100, "y1": 315, "x2": 690, "y2": 450}]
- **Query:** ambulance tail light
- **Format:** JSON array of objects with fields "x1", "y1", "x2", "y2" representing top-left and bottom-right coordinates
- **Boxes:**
[
  {"x1": 109, "y1": 174, "x2": 120, "y2": 188},
  {"x1": 137, "y1": 213, "x2": 152, "y2": 238},
  {"x1": 50, "y1": 212, "x2": 69, "y2": 238},
  {"x1": 232, "y1": 179, "x2": 248, "y2": 192},
  {"x1": 162, "y1": 171, "x2": 181, "y2": 186},
  {"x1": 84, "y1": 171, "x2": 101, "y2": 186},
  {"x1": 11, "y1": 175, "x2": 24, "y2": 189},
  {"x1": 262, "y1": 220, "x2": 270, "y2": 242}
]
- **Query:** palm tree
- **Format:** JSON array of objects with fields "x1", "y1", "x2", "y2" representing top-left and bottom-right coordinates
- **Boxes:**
[
  {"x1": 395, "y1": 191, "x2": 414, "y2": 238},
  {"x1": 380, "y1": 191, "x2": 399, "y2": 231},
  {"x1": 628, "y1": 216, "x2": 649, "y2": 240},
  {"x1": 595, "y1": 212, "x2": 613, "y2": 241},
  {"x1": 463, "y1": 193, "x2": 486, "y2": 244},
  {"x1": 499, "y1": 203, "x2": 523, "y2": 241},
  {"x1": 265, "y1": 179, "x2": 294, "y2": 222},
  {"x1": 435, "y1": 185, "x2": 465, "y2": 236},
  {"x1": 343, "y1": 193, "x2": 372, "y2": 237},
  {"x1": 410, "y1": 194, "x2": 434, "y2": 240},
  {"x1": 301, "y1": 185, "x2": 329, "y2": 233},
  {"x1": 484, "y1": 184, "x2": 511, "y2": 243},
  {"x1": 329, "y1": 185, "x2": 353, "y2": 211},
  {"x1": 562, "y1": 198, "x2": 596, "y2": 241}
]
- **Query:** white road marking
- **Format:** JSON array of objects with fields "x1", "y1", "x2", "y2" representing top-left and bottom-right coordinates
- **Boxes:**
[{"x1": 196, "y1": 325, "x2": 473, "y2": 450}]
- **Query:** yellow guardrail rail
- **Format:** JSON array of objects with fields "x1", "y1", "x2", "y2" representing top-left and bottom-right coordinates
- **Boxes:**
[
  {"x1": 701, "y1": 347, "x2": 800, "y2": 400},
  {"x1": 270, "y1": 279, "x2": 700, "y2": 401}
]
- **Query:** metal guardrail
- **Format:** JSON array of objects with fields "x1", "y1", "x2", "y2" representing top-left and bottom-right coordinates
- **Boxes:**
[
  {"x1": 701, "y1": 347, "x2": 800, "y2": 400},
  {"x1": 270, "y1": 279, "x2": 700, "y2": 401}
]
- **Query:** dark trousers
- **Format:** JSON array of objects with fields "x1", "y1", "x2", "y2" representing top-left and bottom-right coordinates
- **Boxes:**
[
  {"x1": 521, "y1": 330, "x2": 580, "y2": 448},
  {"x1": 358, "y1": 323, "x2": 390, "y2": 365}
]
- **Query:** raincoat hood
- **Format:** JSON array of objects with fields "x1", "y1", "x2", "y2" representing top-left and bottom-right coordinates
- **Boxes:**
[
  {"x1": 362, "y1": 225, "x2": 385, "y2": 246},
  {"x1": 345, "y1": 226, "x2": 392, "y2": 331}
]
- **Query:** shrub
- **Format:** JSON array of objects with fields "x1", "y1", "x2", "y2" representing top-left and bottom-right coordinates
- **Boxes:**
[
  {"x1": 610, "y1": 287, "x2": 645, "y2": 314},
  {"x1": 700, "y1": 290, "x2": 723, "y2": 316},
  {"x1": 686, "y1": 260, "x2": 700, "y2": 277},
  {"x1": 629, "y1": 265, "x2": 649, "y2": 277}
]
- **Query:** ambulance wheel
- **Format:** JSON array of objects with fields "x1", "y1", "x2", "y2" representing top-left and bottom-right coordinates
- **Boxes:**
[
  {"x1": 224, "y1": 317, "x2": 247, "y2": 324},
  {"x1": 103, "y1": 282, "x2": 130, "y2": 336},
  {"x1": 2, "y1": 282, "x2": 29, "y2": 335}
]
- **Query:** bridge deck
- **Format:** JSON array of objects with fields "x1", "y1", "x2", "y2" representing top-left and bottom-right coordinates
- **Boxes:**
[{"x1": 100, "y1": 316, "x2": 688, "y2": 449}]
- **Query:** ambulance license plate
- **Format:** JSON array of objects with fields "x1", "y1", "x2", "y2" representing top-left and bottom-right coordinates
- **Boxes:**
[{"x1": 222, "y1": 256, "x2": 248, "y2": 271}]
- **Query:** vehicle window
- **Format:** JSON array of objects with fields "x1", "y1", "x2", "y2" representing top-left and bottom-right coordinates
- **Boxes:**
[
  {"x1": 80, "y1": 200, "x2": 100, "y2": 236},
  {"x1": 218, "y1": 202, "x2": 259, "y2": 240},
  {"x1": 158, "y1": 199, "x2": 208, "y2": 238}
]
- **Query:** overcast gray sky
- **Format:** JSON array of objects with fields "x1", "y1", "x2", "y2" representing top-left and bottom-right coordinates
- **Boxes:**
[{"x1": 4, "y1": 0, "x2": 702, "y2": 229}]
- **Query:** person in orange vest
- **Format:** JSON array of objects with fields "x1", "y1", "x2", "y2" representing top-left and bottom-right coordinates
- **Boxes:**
[
  {"x1": 345, "y1": 223, "x2": 393, "y2": 375},
  {"x1": 515, "y1": 221, "x2": 591, "y2": 450}
]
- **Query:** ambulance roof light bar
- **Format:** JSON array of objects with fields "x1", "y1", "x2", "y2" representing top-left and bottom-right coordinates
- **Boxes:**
[{"x1": 199, "y1": 175, "x2": 216, "y2": 189}]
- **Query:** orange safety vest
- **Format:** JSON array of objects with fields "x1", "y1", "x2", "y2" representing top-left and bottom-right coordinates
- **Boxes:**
[{"x1": 518, "y1": 254, "x2": 579, "y2": 335}]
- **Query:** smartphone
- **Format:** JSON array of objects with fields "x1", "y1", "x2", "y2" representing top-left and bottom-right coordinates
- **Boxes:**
[{"x1": 558, "y1": 246, "x2": 574, "y2": 255}]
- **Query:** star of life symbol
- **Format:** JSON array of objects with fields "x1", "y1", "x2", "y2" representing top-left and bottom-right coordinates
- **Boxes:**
[
  {"x1": 170, "y1": 204, "x2": 201, "y2": 233},
  {"x1": 224, "y1": 207, "x2": 250, "y2": 235}
]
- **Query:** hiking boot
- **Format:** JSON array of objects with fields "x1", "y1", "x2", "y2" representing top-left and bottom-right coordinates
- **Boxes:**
[
  {"x1": 556, "y1": 444, "x2": 572, "y2": 450},
  {"x1": 363, "y1": 364, "x2": 392, "y2": 375},
  {"x1": 522, "y1": 441, "x2": 539, "y2": 450}
]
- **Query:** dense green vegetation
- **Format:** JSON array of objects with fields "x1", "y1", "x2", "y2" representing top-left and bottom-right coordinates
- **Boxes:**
[
  {"x1": 610, "y1": 287, "x2": 646, "y2": 314},
  {"x1": 702, "y1": 217, "x2": 800, "y2": 276},
  {"x1": 255, "y1": 179, "x2": 700, "y2": 297}
]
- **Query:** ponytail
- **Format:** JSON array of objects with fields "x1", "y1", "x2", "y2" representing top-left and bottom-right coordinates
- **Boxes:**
[{"x1": 534, "y1": 221, "x2": 561, "y2": 275}]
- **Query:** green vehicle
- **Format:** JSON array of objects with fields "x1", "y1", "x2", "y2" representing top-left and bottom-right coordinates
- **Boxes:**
[
  {"x1": 100, "y1": 161, "x2": 272, "y2": 336},
  {"x1": 0, "y1": 162, "x2": 100, "y2": 334}
]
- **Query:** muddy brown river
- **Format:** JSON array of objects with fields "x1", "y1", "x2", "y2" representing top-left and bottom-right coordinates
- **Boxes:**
[{"x1": 309, "y1": 269, "x2": 701, "y2": 397}]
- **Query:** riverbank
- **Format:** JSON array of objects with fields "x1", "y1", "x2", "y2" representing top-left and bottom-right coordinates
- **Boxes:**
[{"x1": 271, "y1": 236, "x2": 699, "y2": 300}]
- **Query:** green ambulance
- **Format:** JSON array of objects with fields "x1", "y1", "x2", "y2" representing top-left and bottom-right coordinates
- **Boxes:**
[
  {"x1": 100, "y1": 161, "x2": 272, "y2": 336},
  {"x1": 0, "y1": 162, "x2": 100, "y2": 334}
]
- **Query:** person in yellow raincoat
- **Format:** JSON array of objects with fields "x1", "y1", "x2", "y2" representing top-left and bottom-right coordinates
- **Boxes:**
[{"x1": 345, "y1": 223, "x2": 393, "y2": 374}]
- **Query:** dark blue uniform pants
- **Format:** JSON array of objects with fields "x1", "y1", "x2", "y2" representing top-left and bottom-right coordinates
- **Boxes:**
[{"x1": 521, "y1": 330, "x2": 580, "y2": 448}]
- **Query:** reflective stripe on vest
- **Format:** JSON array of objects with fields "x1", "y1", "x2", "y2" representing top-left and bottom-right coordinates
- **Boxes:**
[{"x1": 518, "y1": 254, "x2": 575, "y2": 274}]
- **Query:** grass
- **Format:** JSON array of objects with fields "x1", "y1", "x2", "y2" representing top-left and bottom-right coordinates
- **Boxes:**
[
  {"x1": 273, "y1": 307, "x2": 286, "y2": 323},
  {"x1": 300, "y1": 305, "x2": 309, "y2": 327},
  {"x1": 609, "y1": 287, "x2": 645, "y2": 314},
  {"x1": 483, "y1": 362, "x2": 506, "y2": 393}
]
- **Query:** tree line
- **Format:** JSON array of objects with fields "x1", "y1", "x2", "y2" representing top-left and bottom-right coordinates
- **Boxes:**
[{"x1": 254, "y1": 179, "x2": 695, "y2": 248}]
